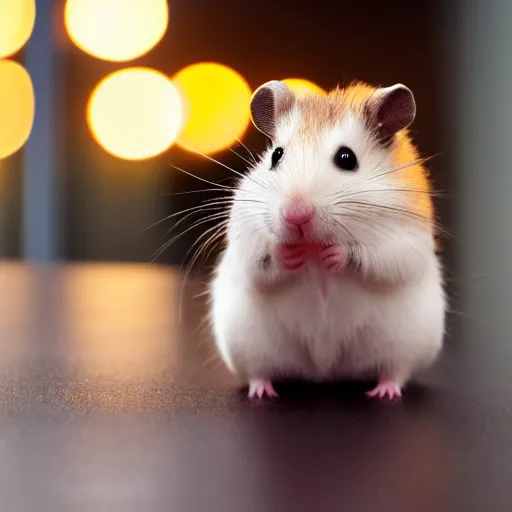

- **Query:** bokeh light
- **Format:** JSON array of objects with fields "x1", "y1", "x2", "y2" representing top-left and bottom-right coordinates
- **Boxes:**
[
  {"x1": 172, "y1": 62, "x2": 252, "y2": 155},
  {"x1": 282, "y1": 78, "x2": 326, "y2": 97},
  {"x1": 0, "y1": 60, "x2": 35, "y2": 159},
  {"x1": 0, "y1": 0, "x2": 36, "y2": 59},
  {"x1": 64, "y1": 0, "x2": 169, "y2": 62},
  {"x1": 87, "y1": 68, "x2": 182, "y2": 161}
]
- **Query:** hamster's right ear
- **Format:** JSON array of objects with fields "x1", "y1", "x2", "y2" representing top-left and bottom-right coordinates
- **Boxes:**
[{"x1": 250, "y1": 81, "x2": 296, "y2": 139}]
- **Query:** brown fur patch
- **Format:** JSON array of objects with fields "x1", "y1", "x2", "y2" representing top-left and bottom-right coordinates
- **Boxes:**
[
  {"x1": 295, "y1": 81, "x2": 374, "y2": 139},
  {"x1": 294, "y1": 82, "x2": 433, "y2": 221}
]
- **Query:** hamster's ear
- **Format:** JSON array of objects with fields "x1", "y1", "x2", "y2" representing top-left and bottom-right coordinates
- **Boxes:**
[
  {"x1": 250, "y1": 80, "x2": 296, "y2": 139},
  {"x1": 366, "y1": 84, "x2": 416, "y2": 145}
]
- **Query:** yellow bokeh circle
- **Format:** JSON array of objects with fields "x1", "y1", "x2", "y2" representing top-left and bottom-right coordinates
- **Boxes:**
[
  {"x1": 172, "y1": 62, "x2": 252, "y2": 155},
  {"x1": 0, "y1": 0, "x2": 36, "y2": 59},
  {"x1": 0, "y1": 60, "x2": 35, "y2": 159},
  {"x1": 64, "y1": 0, "x2": 169, "y2": 62},
  {"x1": 282, "y1": 78, "x2": 325, "y2": 97},
  {"x1": 87, "y1": 68, "x2": 183, "y2": 161}
]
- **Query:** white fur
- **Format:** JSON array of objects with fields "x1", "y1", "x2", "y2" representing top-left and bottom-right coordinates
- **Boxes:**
[{"x1": 209, "y1": 104, "x2": 446, "y2": 390}]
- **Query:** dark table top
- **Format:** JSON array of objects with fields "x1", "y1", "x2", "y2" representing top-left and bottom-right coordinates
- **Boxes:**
[{"x1": 0, "y1": 262, "x2": 509, "y2": 511}]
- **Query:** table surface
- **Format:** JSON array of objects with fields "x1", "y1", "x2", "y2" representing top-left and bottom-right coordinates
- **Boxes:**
[{"x1": 0, "y1": 262, "x2": 509, "y2": 511}]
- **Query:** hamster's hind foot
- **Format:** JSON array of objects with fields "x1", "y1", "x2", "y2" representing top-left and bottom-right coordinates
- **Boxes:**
[
  {"x1": 366, "y1": 380, "x2": 402, "y2": 401},
  {"x1": 248, "y1": 379, "x2": 279, "y2": 400}
]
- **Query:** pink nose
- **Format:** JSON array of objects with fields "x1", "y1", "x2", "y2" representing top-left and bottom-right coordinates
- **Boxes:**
[{"x1": 282, "y1": 202, "x2": 315, "y2": 226}]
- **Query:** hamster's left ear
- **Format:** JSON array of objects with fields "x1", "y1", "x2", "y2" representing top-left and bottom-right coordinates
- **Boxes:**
[{"x1": 365, "y1": 84, "x2": 416, "y2": 146}]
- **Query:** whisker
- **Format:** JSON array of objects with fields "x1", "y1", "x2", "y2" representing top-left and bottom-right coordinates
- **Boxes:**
[
  {"x1": 192, "y1": 288, "x2": 211, "y2": 300},
  {"x1": 202, "y1": 228, "x2": 228, "y2": 263},
  {"x1": 186, "y1": 148, "x2": 269, "y2": 191},
  {"x1": 334, "y1": 204, "x2": 434, "y2": 233},
  {"x1": 367, "y1": 153, "x2": 442, "y2": 183},
  {"x1": 164, "y1": 208, "x2": 220, "y2": 239},
  {"x1": 202, "y1": 196, "x2": 265, "y2": 206},
  {"x1": 230, "y1": 147, "x2": 254, "y2": 167},
  {"x1": 233, "y1": 136, "x2": 258, "y2": 164},
  {"x1": 164, "y1": 206, "x2": 231, "y2": 238},
  {"x1": 185, "y1": 226, "x2": 229, "y2": 274},
  {"x1": 162, "y1": 187, "x2": 231, "y2": 197},
  {"x1": 184, "y1": 222, "x2": 227, "y2": 273},
  {"x1": 171, "y1": 165, "x2": 234, "y2": 190},
  {"x1": 139, "y1": 202, "x2": 231, "y2": 234},
  {"x1": 216, "y1": 116, "x2": 258, "y2": 164},
  {"x1": 335, "y1": 202, "x2": 452, "y2": 238},
  {"x1": 331, "y1": 218, "x2": 358, "y2": 245},
  {"x1": 335, "y1": 200, "x2": 432, "y2": 222},
  {"x1": 330, "y1": 187, "x2": 450, "y2": 202},
  {"x1": 151, "y1": 213, "x2": 230, "y2": 262},
  {"x1": 334, "y1": 211, "x2": 418, "y2": 239},
  {"x1": 178, "y1": 221, "x2": 229, "y2": 322}
]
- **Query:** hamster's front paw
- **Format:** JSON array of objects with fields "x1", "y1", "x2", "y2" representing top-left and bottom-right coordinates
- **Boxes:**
[
  {"x1": 320, "y1": 244, "x2": 349, "y2": 275},
  {"x1": 276, "y1": 243, "x2": 306, "y2": 271}
]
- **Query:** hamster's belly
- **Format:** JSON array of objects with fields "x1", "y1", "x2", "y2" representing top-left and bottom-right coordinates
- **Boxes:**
[
  {"x1": 270, "y1": 262, "x2": 444, "y2": 382},
  {"x1": 268, "y1": 268, "x2": 374, "y2": 380}
]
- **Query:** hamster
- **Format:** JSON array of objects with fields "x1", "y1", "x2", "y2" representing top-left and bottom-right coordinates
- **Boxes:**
[{"x1": 208, "y1": 80, "x2": 446, "y2": 400}]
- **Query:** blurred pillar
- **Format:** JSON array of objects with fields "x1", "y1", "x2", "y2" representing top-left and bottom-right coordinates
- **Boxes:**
[
  {"x1": 455, "y1": 0, "x2": 512, "y2": 319},
  {"x1": 22, "y1": 1, "x2": 59, "y2": 261}
]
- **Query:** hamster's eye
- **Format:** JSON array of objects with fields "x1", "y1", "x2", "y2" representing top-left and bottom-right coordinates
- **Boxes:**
[
  {"x1": 334, "y1": 146, "x2": 358, "y2": 171},
  {"x1": 270, "y1": 147, "x2": 284, "y2": 170}
]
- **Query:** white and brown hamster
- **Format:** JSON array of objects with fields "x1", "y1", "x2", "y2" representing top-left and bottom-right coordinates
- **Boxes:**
[{"x1": 209, "y1": 80, "x2": 446, "y2": 400}]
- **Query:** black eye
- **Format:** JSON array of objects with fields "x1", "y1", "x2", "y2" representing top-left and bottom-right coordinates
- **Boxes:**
[
  {"x1": 270, "y1": 147, "x2": 284, "y2": 170},
  {"x1": 334, "y1": 146, "x2": 358, "y2": 171}
]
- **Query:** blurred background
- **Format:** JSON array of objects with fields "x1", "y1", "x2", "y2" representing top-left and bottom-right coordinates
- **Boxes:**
[{"x1": 0, "y1": 0, "x2": 505, "y2": 306}]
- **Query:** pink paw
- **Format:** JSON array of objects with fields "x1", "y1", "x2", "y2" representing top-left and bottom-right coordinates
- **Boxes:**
[
  {"x1": 366, "y1": 380, "x2": 402, "y2": 401},
  {"x1": 277, "y1": 244, "x2": 306, "y2": 271},
  {"x1": 320, "y1": 244, "x2": 348, "y2": 274},
  {"x1": 248, "y1": 379, "x2": 279, "y2": 400}
]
